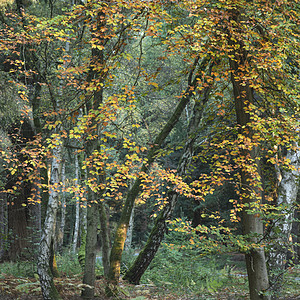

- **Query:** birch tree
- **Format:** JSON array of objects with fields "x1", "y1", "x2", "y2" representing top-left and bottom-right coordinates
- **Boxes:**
[
  {"x1": 269, "y1": 144, "x2": 300, "y2": 297},
  {"x1": 37, "y1": 135, "x2": 63, "y2": 300}
]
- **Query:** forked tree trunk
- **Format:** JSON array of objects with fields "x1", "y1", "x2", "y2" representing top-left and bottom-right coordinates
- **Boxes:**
[
  {"x1": 108, "y1": 56, "x2": 210, "y2": 283},
  {"x1": 37, "y1": 142, "x2": 62, "y2": 300},
  {"x1": 123, "y1": 60, "x2": 214, "y2": 284}
]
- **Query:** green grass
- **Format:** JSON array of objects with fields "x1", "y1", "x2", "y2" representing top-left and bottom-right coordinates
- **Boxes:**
[
  {"x1": 56, "y1": 251, "x2": 82, "y2": 276},
  {"x1": 0, "y1": 260, "x2": 36, "y2": 278}
]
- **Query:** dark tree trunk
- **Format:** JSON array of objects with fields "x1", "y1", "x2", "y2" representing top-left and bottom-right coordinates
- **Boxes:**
[
  {"x1": 99, "y1": 201, "x2": 110, "y2": 277},
  {"x1": 0, "y1": 193, "x2": 7, "y2": 260},
  {"x1": 81, "y1": 11, "x2": 105, "y2": 299},
  {"x1": 4, "y1": 120, "x2": 35, "y2": 261},
  {"x1": 82, "y1": 197, "x2": 99, "y2": 299},
  {"x1": 123, "y1": 191, "x2": 177, "y2": 284},
  {"x1": 228, "y1": 9, "x2": 270, "y2": 300}
]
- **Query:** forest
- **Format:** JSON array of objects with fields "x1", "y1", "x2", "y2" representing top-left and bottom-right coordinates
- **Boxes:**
[{"x1": 0, "y1": 0, "x2": 299, "y2": 299}]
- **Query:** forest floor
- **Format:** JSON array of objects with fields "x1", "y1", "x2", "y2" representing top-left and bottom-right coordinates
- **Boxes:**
[
  {"x1": 0, "y1": 271, "x2": 299, "y2": 300},
  {"x1": 0, "y1": 253, "x2": 299, "y2": 300}
]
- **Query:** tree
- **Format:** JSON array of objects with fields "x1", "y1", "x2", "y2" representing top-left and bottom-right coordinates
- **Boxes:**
[{"x1": 123, "y1": 57, "x2": 214, "y2": 284}]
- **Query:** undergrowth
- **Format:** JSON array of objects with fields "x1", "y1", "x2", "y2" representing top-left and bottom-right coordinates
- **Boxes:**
[{"x1": 0, "y1": 245, "x2": 298, "y2": 299}]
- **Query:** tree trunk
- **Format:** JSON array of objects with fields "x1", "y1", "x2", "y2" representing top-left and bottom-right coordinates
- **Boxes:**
[
  {"x1": 123, "y1": 60, "x2": 214, "y2": 284},
  {"x1": 123, "y1": 191, "x2": 177, "y2": 284},
  {"x1": 28, "y1": 192, "x2": 42, "y2": 258},
  {"x1": 99, "y1": 201, "x2": 111, "y2": 277},
  {"x1": 0, "y1": 193, "x2": 7, "y2": 261},
  {"x1": 29, "y1": 82, "x2": 43, "y2": 254},
  {"x1": 231, "y1": 66, "x2": 270, "y2": 300},
  {"x1": 269, "y1": 146, "x2": 300, "y2": 298},
  {"x1": 124, "y1": 205, "x2": 134, "y2": 251},
  {"x1": 291, "y1": 195, "x2": 300, "y2": 264},
  {"x1": 72, "y1": 152, "x2": 80, "y2": 253},
  {"x1": 81, "y1": 195, "x2": 99, "y2": 299},
  {"x1": 108, "y1": 56, "x2": 210, "y2": 282},
  {"x1": 37, "y1": 142, "x2": 62, "y2": 300},
  {"x1": 5, "y1": 120, "x2": 35, "y2": 261},
  {"x1": 81, "y1": 10, "x2": 105, "y2": 298},
  {"x1": 228, "y1": 9, "x2": 270, "y2": 299},
  {"x1": 58, "y1": 160, "x2": 66, "y2": 253}
]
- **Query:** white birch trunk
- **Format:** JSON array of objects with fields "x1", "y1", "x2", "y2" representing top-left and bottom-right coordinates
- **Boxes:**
[
  {"x1": 58, "y1": 160, "x2": 66, "y2": 251},
  {"x1": 276, "y1": 147, "x2": 300, "y2": 261},
  {"x1": 72, "y1": 152, "x2": 80, "y2": 253},
  {"x1": 37, "y1": 140, "x2": 62, "y2": 300},
  {"x1": 124, "y1": 206, "x2": 134, "y2": 251},
  {"x1": 269, "y1": 145, "x2": 300, "y2": 296}
]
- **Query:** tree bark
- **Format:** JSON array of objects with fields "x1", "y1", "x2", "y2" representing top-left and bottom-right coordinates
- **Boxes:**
[
  {"x1": 228, "y1": 9, "x2": 270, "y2": 299},
  {"x1": 0, "y1": 193, "x2": 7, "y2": 261},
  {"x1": 99, "y1": 201, "x2": 111, "y2": 277},
  {"x1": 231, "y1": 65, "x2": 270, "y2": 300},
  {"x1": 58, "y1": 160, "x2": 66, "y2": 253},
  {"x1": 269, "y1": 146, "x2": 300, "y2": 298},
  {"x1": 72, "y1": 152, "x2": 80, "y2": 253},
  {"x1": 81, "y1": 194, "x2": 99, "y2": 299},
  {"x1": 81, "y1": 10, "x2": 105, "y2": 298},
  {"x1": 5, "y1": 120, "x2": 35, "y2": 261},
  {"x1": 37, "y1": 141, "x2": 62, "y2": 300},
  {"x1": 124, "y1": 205, "x2": 134, "y2": 251}
]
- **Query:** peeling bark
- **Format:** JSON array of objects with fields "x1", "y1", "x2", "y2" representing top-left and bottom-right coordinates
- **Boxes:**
[
  {"x1": 37, "y1": 143, "x2": 62, "y2": 300},
  {"x1": 124, "y1": 206, "x2": 134, "y2": 251},
  {"x1": 269, "y1": 146, "x2": 300, "y2": 298}
]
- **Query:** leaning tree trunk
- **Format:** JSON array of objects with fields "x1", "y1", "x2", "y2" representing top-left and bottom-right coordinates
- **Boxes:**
[
  {"x1": 228, "y1": 9, "x2": 270, "y2": 300},
  {"x1": 37, "y1": 139, "x2": 62, "y2": 300},
  {"x1": 269, "y1": 145, "x2": 300, "y2": 298},
  {"x1": 108, "y1": 56, "x2": 210, "y2": 283},
  {"x1": 123, "y1": 60, "x2": 214, "y2": 284}
]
